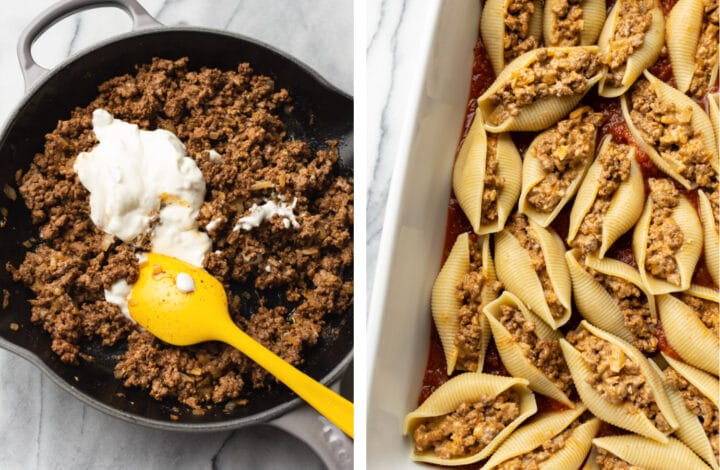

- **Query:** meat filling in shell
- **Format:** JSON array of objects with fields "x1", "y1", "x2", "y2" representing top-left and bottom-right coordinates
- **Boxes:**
[
  {"x1": 482, "y1": 136, "x2": 506, "y2": 225},
  {"x1": 601, "y1": 0, "x2": 654, "y2": 88},
  {"x1": 497, "y1": 419, "x2": 581, "y2": 470},
  {"x1": 689, "y1": 0, "x2": 720, "y2": 98},
  {"x1": 644, "y1": 178, "x2": 684, "y2": 286},
  {"x1": 527, "y1": 107, "x2": 603, "y2": 214},
  {"x1": 595, "y1": 448, "x2": 646, "y2": 470},
  {"x1": 504, "y1": 0, "x2": 540, "y2": 63},
  {"x1": 677, "y1": 293, "x2": 719, "y2": 337},
  {"x1": 412, "y1": 389, "x2": 521, "y2": 459},
  {"x1": 567, "y1": 329, "x2": 672, "y2": 433},
  {"x1": 549, "y1": 0, "x2": 585, "y2": 46}
]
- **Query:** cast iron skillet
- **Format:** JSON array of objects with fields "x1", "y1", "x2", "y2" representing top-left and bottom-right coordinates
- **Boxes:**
[{"x1": 0, "y1": 0, "x2": 353, "y2": 439}]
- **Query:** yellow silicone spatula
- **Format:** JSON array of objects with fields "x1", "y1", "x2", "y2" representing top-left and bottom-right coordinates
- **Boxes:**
[{"x1": 127, "y1": 252, "x2": 353, "y2": 438}]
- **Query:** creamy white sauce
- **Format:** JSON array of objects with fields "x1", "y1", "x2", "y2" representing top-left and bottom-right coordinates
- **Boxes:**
[
  {"x1": 105, "y1": 279, "x2": 132, "y2": 318},
  {"x1": 207, "y1": 149, "x2": 222, "y2": 162},
  {"x1": 175, "y1": 272, "x2": 195, "y2": 293},
  {"x1": 233, "y1": 198, "x2": 300, "y2": 231},
  {"x1": 205, "y1": 217, "x2": 223, "y2": 232}
]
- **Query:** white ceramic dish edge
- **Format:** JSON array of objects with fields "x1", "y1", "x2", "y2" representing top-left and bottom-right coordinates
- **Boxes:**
[{"x1": 367, "y1": 0, "x2": 481, "y2": 467}]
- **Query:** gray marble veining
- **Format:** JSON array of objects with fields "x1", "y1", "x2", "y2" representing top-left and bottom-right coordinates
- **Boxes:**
[{"x1": 0, "y1": 1, "x2": 351, "y2": 469}]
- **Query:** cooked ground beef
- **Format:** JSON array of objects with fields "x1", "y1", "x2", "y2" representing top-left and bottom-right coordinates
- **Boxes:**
[
  {"x1": 629, "y1": 80, "x2": 716, "y2": 188},
  {"x1": 587, "y1": 267, "x2": 657, "y2": 353},
  {"x1": 665, "y1": 367, "x2": 720, "y2": 463},
  {"x1": 601, "y1": 0, "x2": 654, "y2": 88},
  {"x1": 487, "y1": 48, "x2": 600, "y2": 125},
  {"x1": 498, "y1": 304, "x2": 572, "y2": 396},
  {"x1": 571, "y1": 139, "x2": 632, "y2": 254},
  {"x1": 497, "y1": 419, "x2": 580, "y2": 470},
  {"x1": 595, "y1": 448, "x2": 645, "y2": 470},
  {"x1": 548, "y1": 0, "x2": 584, "y2": 46},
  {"x1": 527, "y1": 107, "x2": 603, "y2": 213},
  {"x1": 644, "y1": 178, "x2": 683, "y2": 286},
  {"x1": 689, "y1": 0, "x2": 719, "y2": 98},
  {"x1": 677, "y1": 293, "x2": 719, "y2": 337},
  {"x1": 7, "y1": 58, "x2": 353, "y2": 409},
  {"x1": 506, "y1": 214, "x2": 566, "y2": 319},
  {"x1": 481, "y1": 136, "x2": 505, "y2": 225},
  {"x1": 504, "y1": 0, "x2": 539, "y2": 63},
  {"x1": 454, "y1": 236, "x2": 503, "y2": 371},
  {"x1": 567, "y1": 329, "x2": 672, "y2": 433},
  {"x1": 413, "y1": 389, "x2": 521, "y2": 459}
]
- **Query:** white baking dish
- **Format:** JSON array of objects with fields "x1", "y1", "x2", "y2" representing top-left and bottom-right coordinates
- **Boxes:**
[{"x1": 367, "y1": 0, "x2": 482, "y2": 467}]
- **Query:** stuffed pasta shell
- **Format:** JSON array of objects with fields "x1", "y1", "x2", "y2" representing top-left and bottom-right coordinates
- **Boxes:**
[
  {"x1": 699, "y1": 188, "x2": 719, "y2": 286},
  {"x1": 597, "y1": 0, "x2": 665, "y2": 97},
  {"x1": 481, "y1": 0, "x2": 543, "y2": 76},
  {"x1": 542, "y1": 0, "x2": 605, "y2": 47},
  {"x1": 481, "y1": 406, "x2": 600, "y2": 470},
  {"x1": 403, "y1": 373, "x2": 537, "y2": 466},
  {"x1": 568, "y1": 136, "x2": 644, "y2": 256},
  {"x1": 519, "y1": 106, "x2": 603, "y2": 227},
  {"x1": 622, "y1": 71, "x2": 718, "y2": 190},
  {"x1": 452, "y1": 111, "x2": 522, "y2": 235},
  {"x1": 632, "y1": 178, "x2": 703, "y2": 295},
  {"x1": 495, "y1": 214, "x2": 572, "y2": 329},
  {"x1": 478, "y1": 47, "x2": 602, "y2": 133},
  {"x1": 592, "y1": 435, "x2": 712, "y2": 470},
  {"x1": 484, "y1": 291, "x2": 574, "y2": 406},
  {"x1": 566, "y1": 250, "x2": 658, "y2": 354},
  {"x1": 667, "y1": 0, "x2": 719, "y2": 98},
  {"x1": 657, "y1": 285, "x2": 719, "y2": 376},
  {"x1": 659, "y1": 355, "x2": 719, "y2": 470},
  {"x1": 431, "y1": 233, "x2": 503, "y2": 375},
  {"x1": 560, "y1": 321, "x2": 678, "y2": 442}
]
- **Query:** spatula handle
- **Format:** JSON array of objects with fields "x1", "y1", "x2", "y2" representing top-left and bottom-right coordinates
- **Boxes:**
[{"x1": 217, "y1": 322, "x2": 354, "y2": 439}]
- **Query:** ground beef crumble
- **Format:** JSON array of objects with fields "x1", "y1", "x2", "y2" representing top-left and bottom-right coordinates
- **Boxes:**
[
  {"x1": 487, "y1": 48, "x2": 600, "y2": 125},
  {"x1": 497, "y1": 418, "x2": 580, "y2": 470},
  {"x1": 506, "y1": 214, "x2": 566, "y2": 319},
  {"x1": 689, "y1": 0, "x2": 719, "y2": 98},
  {"x1": 571, "y1": 139, "x2": 632, "y2": 254},
  {"x1": 629, "y1": 79, "x2": 716, "y2": 189},
  {"x1": 677, "y1": 293, "x2": 719, "y2": 337},
  {"x1": 499, "y1": 305, "x2": 572, "y2": 396},
  {"x1": 568, "y1": 329, "x2": 672, "y2": 433},
  {"x1": 503, "y1": 0, "x2": 539, "y2": 63},
  {"x1": 665, "y1": 367, "x2": 720, "y2": 464},
  {"x1": 6, "y1": 57, "x2": 353, "y2": 409},
  {"x1": 601, "y1": 0, "x2": 654, "y2": 88},
  {"x1": 454, "y1": 236, "x2": 503, "y2": 371},
  {"x1": 413, "y1": 389, "x2": 521, "y2": 459},
  {"x1": 527, "y1": 107, "x2": 603, "y2": 214},
  {"x1": 481, "y1": 136, "x2": 505, "y2": 225},
  {"x1": 548, "y1": 0, "x2": 584, "y2": 46},
  {"x1": 587, "y1": 267, "x2": 657, "y2": 353},
  {"x1": 644, "y1": 178, "x2": 683, "y2": 286},
  {"x1": 596, "y1": 448, "x2": 645, "y2": 470}
]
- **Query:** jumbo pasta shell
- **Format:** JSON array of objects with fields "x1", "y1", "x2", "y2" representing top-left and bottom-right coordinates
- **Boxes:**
[
  {"x1": 657, "y1": 286, "x2": 719, "y2": 376},
  {"x1": 431, "y1": 233, "x2": 499, "y2": 374},
  {"x1": 698, "y1": 189, "x2": 719, "y2": 286},
  {"x1": 543, "y1": 0, "x2": 605, "y2": 46},
  {"x1": 632, "y1": 190, "x2": 703, "y2": 295},
  {"x1": 478, "y1": 46, "x2": 602, "y2": 133},
  {"x1": 481, "y1": 0, "x2": 543, "y2": 76},
  {"x1": 622, "y1": 71, "x2": 719, "y2": 188},
  {"x1": 452, "y1": 112, "x2": 522, "y2": 235},
  {"x1": 666, "y1": 0, "x2": 706, "y2": 93},
  {"x1": 495, "y1": 217, "x2": 572, "y2": 329},
  {"x1": 662, "y1": 354, "x2": 719, "y2": 408},
  {"x1": 709, "y1": 92, "x2": 719, "y2": 144},
  {"x1": 567, "y1": 136, "x2": 644, "y2": 257},
  {"x1": 597, "y1": 0, "x2": 665, "y2": 97},
  {"x1": 653, "y1": 358, "x2": 720, "y2": 470},
  {"x1": 592, "y1": 435, "x2": 712, "y2": 470},
  {"x1": 483, "y1": 291, "x2": 573, "y2": 406},
  {"x1": 481, "y1": 407, "x2": 599, "y2": 470},
  {"x1": 403, "y1": 373, "x2": 537, "y2": 466},
  {"x1": 565, "y1": 249, "x2": 657, "y2": 348},
  {"x1": 560, "y1": 321, "x2": 678, "y2": 442},
  {"x1": 519, "y1": 107, "x2": 599, "y2": 227}
]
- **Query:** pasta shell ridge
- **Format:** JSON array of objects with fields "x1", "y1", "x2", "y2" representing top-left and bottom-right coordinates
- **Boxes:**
[
  {"x1": 698, "y1": 189, "x2": 719, "y2": 286},
  {"x1": 481, "y1": 0, "x2": 543, "y2": 76},
  {"x1": 452, "y1": 113, "x2": 488, "y2": 234},
  {"x1": 591, "y1": 435, "x2": 712, "y2": 470},
  {"x1": 666, "y1": 0, "x2": 705, "y2": 93},
  {"x1": 542, "y1": 0, "x2": 606, "y2": 46},
  {"x1": 662, "y1": 354, "x2": 720, "y2": 408},
  {"x1": 477, "y1": 133, "x2": 523, "y2": 235}
]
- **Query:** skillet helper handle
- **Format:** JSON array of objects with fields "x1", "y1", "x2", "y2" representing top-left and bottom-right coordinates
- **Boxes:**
[
  {"x1": 17, "y1": 0, "x2": 162, "y2": 90},
  {"x1": 216, "y1": 324, "x2": 354, "y2": 439}
]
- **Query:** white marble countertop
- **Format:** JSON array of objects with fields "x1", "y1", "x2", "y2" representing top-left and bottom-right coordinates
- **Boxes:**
[{"x1": 0, "y1": 1, "x2": 351, "y2": 469}]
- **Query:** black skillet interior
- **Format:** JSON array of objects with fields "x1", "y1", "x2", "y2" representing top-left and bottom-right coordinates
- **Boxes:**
[{"x1": 0, "y1": 29, "x2": 353, "y2": 428}]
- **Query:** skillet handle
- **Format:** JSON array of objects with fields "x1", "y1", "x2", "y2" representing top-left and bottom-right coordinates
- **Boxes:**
[
  {"x1": 270, "y1": 384, "x2": 353, "y2": 470},
  {"x1": 17, "y1": 0, "x2": 162, "y2": 90}
]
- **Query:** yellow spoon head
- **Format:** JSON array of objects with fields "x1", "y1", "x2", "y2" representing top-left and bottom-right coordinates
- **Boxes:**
[{"x1": 128, "y1": 253, "x2": 230, "y2": 346}]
